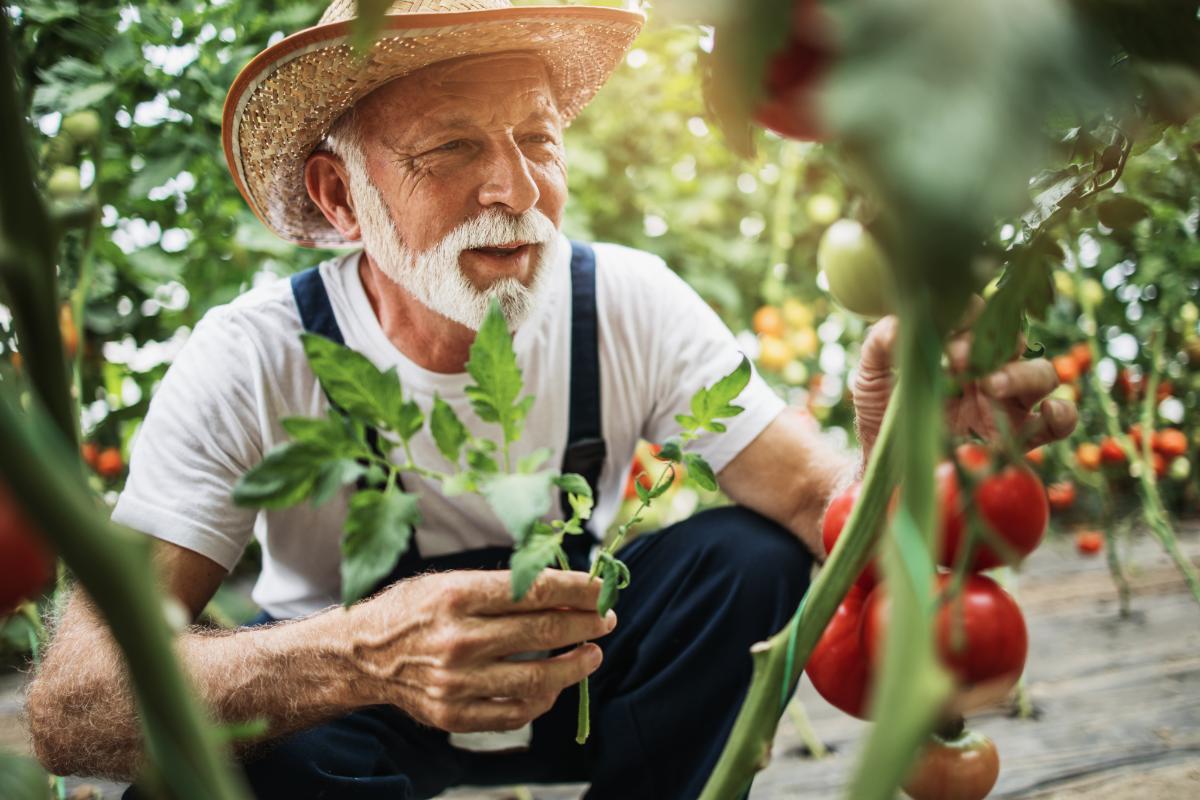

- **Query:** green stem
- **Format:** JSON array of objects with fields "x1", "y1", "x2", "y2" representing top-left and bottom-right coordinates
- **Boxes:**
[
  {"x1": 697, "y1": 395, "x2": 902, "y2": 800},
  {"x1": 845, "y1": 291, "x2": 952, "y2": 800},
  {"x1": 0, "y1": 393, "x2": 248, "y2": 799},
  {"x1": 786, "y1": 698, "x2": 829, "y2": 759}
]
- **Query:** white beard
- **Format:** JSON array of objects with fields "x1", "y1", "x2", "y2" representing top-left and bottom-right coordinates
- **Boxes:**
[{"x1": 348, "y1": 167, "x2": 560, "y2": 332}]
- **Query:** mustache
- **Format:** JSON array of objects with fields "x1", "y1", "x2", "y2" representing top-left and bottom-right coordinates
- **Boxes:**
[{"x1": 447, "y1": 208, "x2": 558, "y2": 251}]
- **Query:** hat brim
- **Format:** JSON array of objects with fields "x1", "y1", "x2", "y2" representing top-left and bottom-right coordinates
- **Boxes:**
[{"x1": 223, "y1": 5, "x2": 645, "y2": 248}]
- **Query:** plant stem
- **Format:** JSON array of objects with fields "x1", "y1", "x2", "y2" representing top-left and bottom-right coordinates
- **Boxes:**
[
  {"x1": 786, "y1": 698, "x2": 829, "y2": 759},
  {"x1": 697, "y1": 396, "x2": 902, "y2": 800}
]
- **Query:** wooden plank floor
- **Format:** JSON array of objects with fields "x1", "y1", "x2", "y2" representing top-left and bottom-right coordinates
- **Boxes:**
[{"x1": 3, "y1": 525, "x2": 1198, "y2": 799}]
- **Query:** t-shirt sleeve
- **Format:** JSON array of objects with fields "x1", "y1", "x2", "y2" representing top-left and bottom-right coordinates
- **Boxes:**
[
  {"x1": 110, "y1": 308, "x2": 266, "y2": 571},
  {"x1": 631, "y1": 254, "x2": 786, "y2": 474}
]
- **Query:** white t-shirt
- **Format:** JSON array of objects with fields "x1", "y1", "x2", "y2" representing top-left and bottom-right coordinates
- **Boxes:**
[{"x1": 112, "y1": 235, "x2": 785, "y2": 618}]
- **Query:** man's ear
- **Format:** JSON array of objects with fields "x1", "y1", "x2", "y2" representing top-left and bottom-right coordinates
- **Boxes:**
[{"x1": 304, "y1": 151, "x2": 361, "y2": 241}]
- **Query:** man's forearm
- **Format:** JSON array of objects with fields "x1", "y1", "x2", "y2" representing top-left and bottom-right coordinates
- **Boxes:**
[{"x1": 26, "y1": 592, "x2": 374, "y2": 781}]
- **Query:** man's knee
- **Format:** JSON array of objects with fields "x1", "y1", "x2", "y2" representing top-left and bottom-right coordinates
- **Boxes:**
[{"x1": 672, "y1": 505, "x2": 813, "y2": 623}]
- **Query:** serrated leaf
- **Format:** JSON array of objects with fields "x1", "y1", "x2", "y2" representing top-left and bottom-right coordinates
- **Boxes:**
[
  {"x1": 682, "y1": 356, "x2": 752, "y2": 434},
  {"x1": 969, "y1": 241, "x2": 1056, "y2": 376},
  {"x1": 395, "y1": 399, "x2": 424, "y2": 442},
  {"x1": 232, "y1": 442, "x2": 328, "y2": 509},
  {"x1": 517, "y1": 447, "x2": 553, "y2": 474},
  {"x1": 430, "y1": 394, "x2": 468, "y2": 464},
  {"x1": 596, "y1": 554, "x2": 632, "y2": 617},
  {"x1": 310, "y1": 459, "x2": 368, "y2": 506},
  {"x1": 683, "y1": 452, "x2": 718, "y2": 491},
  {"x1": 465, "y1": 300, "x2": 530, "y2": 445},
  {"x1": 301, "y1": 334, "x2": 410, "y2": 434},
  {"x1": 466, "y1": 444, "x2": 500, "y2": 474},
  {"x1": 656, "y1": 439, "x2": 684, "y2": 463},
  {"x1": 340, "y1": 489, "x2": 420, "y2": 606},
  {"x1": 568, "y1": 491, "x2": 594, "y2": 522},
  {"x1": 441, "y1": 471, "x2": 477, "y2": 497},
  {"x1": 510, "y1": 533, "x2": 562, "y2": 601},
  {"x1": 481, "y1": 471, "x2": 555, "y2": 544},
  {"x1": 281, "y1": 413, "x2": 369, "y2": 459},
  {"x1": 554, "y1": 472, "x2": 593, "y2": 498}
]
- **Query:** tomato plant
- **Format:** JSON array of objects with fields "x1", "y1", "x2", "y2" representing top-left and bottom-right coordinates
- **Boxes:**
[{"x1": 938, "y1": 457, "x2": 1048, "y2": 572}]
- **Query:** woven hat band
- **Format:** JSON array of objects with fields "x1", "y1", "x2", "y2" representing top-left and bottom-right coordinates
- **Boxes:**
[{"x1": 319, "y1": 0, "x2": 511, "y2": 26}]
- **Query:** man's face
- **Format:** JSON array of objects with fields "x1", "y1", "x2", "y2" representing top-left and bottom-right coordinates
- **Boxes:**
[{"x1": 343, "y1": 53, "x2": 568, "y2": 330}]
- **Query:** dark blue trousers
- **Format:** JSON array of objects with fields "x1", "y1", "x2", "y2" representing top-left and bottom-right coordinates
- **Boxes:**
[{"x1": 234, "y1": 506, "x2": 811, "y2": 800}]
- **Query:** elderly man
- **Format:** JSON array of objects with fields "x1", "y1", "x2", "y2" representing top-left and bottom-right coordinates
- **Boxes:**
[{"x1": 26, "y1": 1, "x2": 1077, "y2": 798}]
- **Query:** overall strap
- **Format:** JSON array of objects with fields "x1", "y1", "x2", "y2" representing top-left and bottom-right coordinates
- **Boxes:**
[
  {"x1": 561, "y1": 241, "x2": 607, "y2": 542},
  {"x1": 290, "y1": 266, "x2": 389, "y2": 491}
]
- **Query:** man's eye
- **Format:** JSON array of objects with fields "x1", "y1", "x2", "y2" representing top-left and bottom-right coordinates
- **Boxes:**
[
  {"x1": 525, "y1": 134, "x2": 556, "y2": 145},
  {"x1": 436, "y1": 140, "x2": 467, "y2": 152}
]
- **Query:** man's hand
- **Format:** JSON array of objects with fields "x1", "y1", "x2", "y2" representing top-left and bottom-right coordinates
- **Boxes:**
[
  {"x1": 349, "y1": 569, "x2": 615, "y2": 734},
  {"x1": 853, "y1": 311, "x2": 1078, "y2": 458}
]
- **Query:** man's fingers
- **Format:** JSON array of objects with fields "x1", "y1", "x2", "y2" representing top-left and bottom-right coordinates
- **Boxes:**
[
  {"x1": 1017, "y1": 399, "x2": 1079, "y2": 448},
  {"x1": 980, "y1": 358, "x2": 1059, "y2": 407},
  {"x1": 474, "y1": 609, "x2": 617, "y2": 659},
  {"x1": 466, "y1": 570, "x2": 604, "y2": 615},
  {"x1": 469, "y1": 643, "x2": 603, "y2": 700}
]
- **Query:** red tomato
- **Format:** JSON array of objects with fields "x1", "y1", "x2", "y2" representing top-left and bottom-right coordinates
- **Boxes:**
[
  {"x1": 752, "y1": 1, "x2": 834, "y2": 141},
  {"x1": 1157, "y1": 380, "x2": 1174, "y2": 402},
  {"x1": 1076, "y1": 442, "x2": 1102, "y2": 471},
  {"x1": 96, "y1": 447, "x2": 125, "y2": 480},
  {"x1": 938, "y1": 459, "x2": 1048, "y2": 571},
  {"x1": 1052, "y1": 354, "x2": 1079, "y2": 385},
  {"x1": 1128, "y1": 424, "x2": 1145, "y2": 450},
  {"x1": 1152, "y1": 451, "x2": 1167, "y2": 479},
  {"x1": 1046, "y1": 481, "x2": 1076, "y2": 512},
  {"x1": 806, "y1": 585, "x2": 871, "y2": 719},
  {"x1": 821, "y1": 481, "x2": 879, "y2": 592},
  {"x1": 953, "y1": 443, "x2": 991, "y2": 474},
  {"x1": 1153, "y1": 428, "x2": 1188, "y2": 458},
  {"x1": 863, "y1": 574, "x2": 1028, "y2": 709},
  {"x1": 1100, "y1": 437, "x2": 1125, "y2": 464},
  {"x1": 1116, "y1": 369, "x2": 1139, "y2": 401},
  {"x1": 903, "y1": 729, "x2": 1000, "y2": 800},
  {"x1": 1075, "y1": 530, "x2": 1104, "y2": 555},
  {"x1": 81, "y1": 441, "x2": 100, "y2": 470},
  {"x1": 1070, "y1": 342, "x2": 1092, "y2": 373},
  {"x1": 1, "y1": 479, "x2": 55, "y2": 615}
]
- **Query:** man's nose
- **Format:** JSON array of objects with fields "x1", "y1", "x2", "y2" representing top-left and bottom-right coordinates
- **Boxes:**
[{"x1": 476, "y1": 140, "x2": 540, "y2": 215}]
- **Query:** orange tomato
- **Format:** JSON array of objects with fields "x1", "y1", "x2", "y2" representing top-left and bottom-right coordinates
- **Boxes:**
[
  {"x1": 1052, "y1": 355, "x2": 1079, "y2": 385},
  {"x1": 96, "y1": 447, "x2": 124, "y2": 480},
  {"x1": 1025, "y1": 447, "x2": 1045, "y2": 467},
  {"x1": 1076, "y1": 442, "x2": 1102, "y2": 471},
  {"x1": 752, "y1": 305, "x2": 786, "y2": 338},
  {"x1": 1046, "y1": 481, "x2": 1076, "y2": 512},
  {"x1": 1100, "y1": 437, "x2": 1125, "y2": 464},
  {"x1": 1075, "y1": 530, "x2": 1104, "y2": 555},
  {"x1": 81, "y1": 442, "x2": 99, "y2": 469},
  {"x1": 1153, "y1": 428, "x2": 1188, "y2": 458},
  {"x1": 1070, "y1": 342, "x2": 1092, "y2": 373}
]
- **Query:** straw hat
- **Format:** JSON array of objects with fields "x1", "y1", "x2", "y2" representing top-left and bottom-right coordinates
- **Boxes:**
[{"x1": 222, "y1": 0, "x2": 645, "y2": 248}]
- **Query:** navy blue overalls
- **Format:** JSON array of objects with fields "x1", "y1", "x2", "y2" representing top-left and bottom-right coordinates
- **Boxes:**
[{"x1": 161, "y1": 243, "x2": 813, "y2": 800}]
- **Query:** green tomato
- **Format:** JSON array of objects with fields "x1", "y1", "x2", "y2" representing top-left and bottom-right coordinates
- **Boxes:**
[
  {"x1": 782, "y1": 360, "x2": 809, "y2": 386},
  {"x1": 1180, "y1": 302, "x2": 1199, "y2": 327},
  {"x1": 61, "y1": 110, "x2": 102, "y2": 145},
  {"x1": 818, "y1": 219, "x2": 894, "y2": 320},
  {"x1": 806, "y1": 194, "x2": 841, "y2": 226},
  {"x1": 1053, "y1": 270, "x2": 1075, "y2": 300},
  {"x1": 1080, "y1": 278, "x2": 1105, "y2": 309},
  {"x1": 46, "y1": 166, "x2": 82, "y2": 200},
  {"x1": 1169, "y1": 456, "x2": 1190, "y2": 481}
]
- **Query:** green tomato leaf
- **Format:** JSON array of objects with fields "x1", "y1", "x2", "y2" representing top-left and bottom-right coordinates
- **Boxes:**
[
  {"x1": 341, "y1": 489, "x2": 421, "y2": 606},
  {"x1": 481, "y1": 471, "x2": 555, "y2": 544},
  {"x1": 968, "y1": 239, "x2": 1057, "y2": 376},
  {"x1": 517, "y1": 447, "x2": 554, "y2": 474},
  {"x1": 553, "y1": 472, "x2": 593, "y2": 498},
  {"x1": 301, "y1": 333, "x2": 411, "y2": 435},
  {"x1": 395, "y1": 399, "x2": 424, "y2": 443},
  {"x1": 596, "y1": 554, "x2": 631, "y2": 617},
  {"x1": 311, "y1": 459, "x2": 368, "y2": 506},
  {"x1": 509, "y1": 531, "x2": 562, "y2": 601},
  {"x1": 678, "y1": 355, "x2": 751, "y2": 435},
  {"x1": 465, "y1": 300, "x2": 530, "y2": 445},
  {"x1": 232, "y1": 441, "x2": 328, "y2": 509},
  {"x1": 430, "y1": 394, "x2": 468, "y2": 464},
  {"x1": 655, "y1": 439, "x2": 684, "y2": 463},
  {"x1": 568, "y1": 491, "x2": 595, "y2": 522},
  {"x1": 683, "y1": 452, "x2": 718, "y2": 491},
  {"x1": 281, "y1": 413, "x2": 370, "y2": 459},
  {"x1": 441, "y1": 471, "x2": 477, "y2": 497},
  {"x1": 0, "y1": 751, "x2": 49, "y2": 800},
  {"x1": 466, "y1": 443, "x2": 500, "y2": 474}
]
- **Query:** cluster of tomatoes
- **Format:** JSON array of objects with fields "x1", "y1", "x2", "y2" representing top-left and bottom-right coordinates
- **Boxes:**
[
  {"x1": 82, "y1": 441, "x2": 125, "y2": 481},
  {"x1": 809, "y1": 444, "x2": 1048, "y2": 800},
  {"x1": 753, "y1": 299, "x2": 821, "y2": 383},
  {"x1": 1072, "y1": 425, "x2": 1189, "y2": 479}
]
